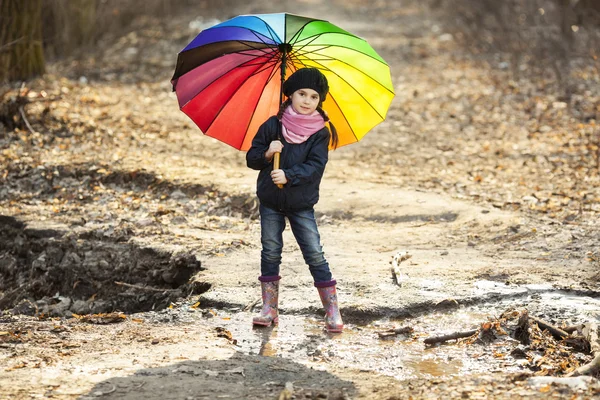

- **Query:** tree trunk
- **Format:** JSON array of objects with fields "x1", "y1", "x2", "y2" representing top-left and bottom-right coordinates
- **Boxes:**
[
  {"x1": 0, "y1": 0, "x2": 45, "y2": 82},
  {"x1": 41, "y1": 0, "x2": 98, "y2": 59}
]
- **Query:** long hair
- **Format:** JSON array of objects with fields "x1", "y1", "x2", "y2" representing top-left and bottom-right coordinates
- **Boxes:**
[
  {"x1": 316, "y1": 105, "x2": 339, "y2": 150},
  {"x1": 277, "y1": 99, "x2": 339, "y2": 150}
]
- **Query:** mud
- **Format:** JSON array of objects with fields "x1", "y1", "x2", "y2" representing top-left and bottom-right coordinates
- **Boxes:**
[
  {"x1": 208, "y1": 289, "x2": 600, "y2": 379},
  {"x1": 0, "y1": 215, "x2": 208, "y2": 315},
  {"x1": 2, "y1": 290, "x2": 600, "y2": 399}
]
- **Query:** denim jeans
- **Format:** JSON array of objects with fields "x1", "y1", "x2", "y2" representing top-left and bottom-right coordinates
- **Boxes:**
[{"x1": 260, "y1": 203, "x2": 332, "y2": 283}]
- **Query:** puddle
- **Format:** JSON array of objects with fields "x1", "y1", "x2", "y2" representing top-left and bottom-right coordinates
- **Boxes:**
[
  {"x1": 471, "y1": 280, "x2": 555, "y2": 296},
  {"x1": 202, "y1": 309, "x2": 517, "y2": 380},
  {"x1": 166, "y1": 289, "x2": 600, "y2": 381}
]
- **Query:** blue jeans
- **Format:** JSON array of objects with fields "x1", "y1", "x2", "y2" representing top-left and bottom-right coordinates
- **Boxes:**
[{"x1": 260, "y1": 204, "x2": 332, "y2": 283}]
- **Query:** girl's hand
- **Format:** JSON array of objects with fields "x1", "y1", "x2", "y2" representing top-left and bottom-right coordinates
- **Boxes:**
[
  {"x1": 265, "y1": 140, "x2": 283, "y2": 161},
  {"x1": 271, "y1": 169, "x2": 287, "y2": 185}
]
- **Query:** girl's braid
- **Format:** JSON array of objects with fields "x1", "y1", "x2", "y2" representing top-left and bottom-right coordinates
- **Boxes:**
[
  {"x1": 317, "y1": 106, "x2": 339, "y2": 150},
  {"x1": 316, "y1": 106, "x2": 329, "y2": 122},
  {"x1": 277, "y1": 98, "x2": 292, "y2": 120}
]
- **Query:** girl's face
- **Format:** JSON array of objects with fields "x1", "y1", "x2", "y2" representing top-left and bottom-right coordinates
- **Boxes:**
[{"x1": 290, "y1": 88, "x2": 320, "y2": 115}]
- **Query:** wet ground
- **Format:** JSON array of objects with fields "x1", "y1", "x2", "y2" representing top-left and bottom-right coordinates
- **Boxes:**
[
  {"x1": 203, "y1": 288, "x2": 600, "y2": 379},
  {"x1": 2, "y1": 288, "x2": 600, "y2": 399}
]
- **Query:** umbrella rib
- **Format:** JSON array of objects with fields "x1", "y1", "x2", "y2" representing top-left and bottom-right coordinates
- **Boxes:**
[
  {"x1": 247, "y1": 29, "x2": 278, "y2": 48},
  {"x1": 293, "y1": 30, "x2": 360, "y2": 45},
  {"x1": 327, "y1": 90, "x2": 360, "y2": 145},
  {"x1": 267, "y1": 58, "x2": 284, "y2": 87},
  {"x1": 250, "y1": 57, "x2": 281, "y2": 78},
  {"x1": 292, "y1": 45, "x2": 334, "y2": 59},
  {"x1": 286, "y1": 53, "x2": 305, "y2": 70},
  {"x1": 187, "y1": 26, "x2": 277, "y2": 54},
  {"x1": 285, "y1": 53, "x2": 307, "y2": 78},
  {"x1": 179, "y1": 49, "x2": 279, "y2": 109},
  {"x1": 290, "y1": 46, "x2": 393, "y2": 97},
  {"x1": 233, "y1": 40, "x2": 275, "y2": 56},
  {"x1": 287, "y1": 57, "x2": 301, "y2": 71},
  {"x1": 236, "y1": 49, "x2": 273, "y2": 57},
  {"x1": 287, "y1": 19, "x2": 327, "y2": 45},
  {"x1": 294, "y1": 49, "x2": 395, "y2": 96},
  {"x1": 213, "y1": 17, "x2": 281, "y2": 47},
  {"x1": 238, "y1": 49, "x2": 280, "y2": 70},
  {"x1": 240, "y1": 62, "x2": 281, "y2": 147},
  {"x1": 202, "y1": 63, "x2": 268, "y2": 138},
  {"x1": 306, "y1": 58, "x2": 387, "y2": 120},
  {"x1": 289, "y1": 32, "x2": 323, "y2": 57},
  {"x1": 263, "y1": 20, "x2": 283, "y2": 44},
  {"x1": 232, "y1": 51, "x2": 280, "y2": 80},
  {"x1": 201, "y1": 50, "x2": 282, "y2": 137},
  {"x1": 244, "y1": 15, "x2": 283, "y2": 43},
  {"x1": 293, "y1": 34, "x2": 389, "y2": 67}
]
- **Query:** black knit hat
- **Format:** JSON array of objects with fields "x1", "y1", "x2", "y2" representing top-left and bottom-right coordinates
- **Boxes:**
[{"x1": 283, "y1": 68, "x2": 329, "y2": 103}]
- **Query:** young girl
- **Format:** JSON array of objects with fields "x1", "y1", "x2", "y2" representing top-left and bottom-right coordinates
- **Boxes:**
[{"x1": 246, "y1": 68, "x2": 343, "y2": 333}]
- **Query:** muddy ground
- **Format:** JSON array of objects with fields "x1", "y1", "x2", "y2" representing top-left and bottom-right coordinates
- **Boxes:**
[{"x1": 1, "y1": 0, "x2": 600, "y2": 399}]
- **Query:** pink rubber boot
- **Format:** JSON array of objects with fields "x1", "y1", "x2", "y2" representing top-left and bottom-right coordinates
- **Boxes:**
[
  {"x1": 252, "y1": 276, "x2": 280, "y2": 327},
  {"x1": 316, "y1": 281, "x2": 344, "y2": 333}
]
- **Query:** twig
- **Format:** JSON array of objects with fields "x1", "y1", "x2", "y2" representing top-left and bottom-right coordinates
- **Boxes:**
[
  {"x1": 18, "y1": 106, "x2": 35, "y2": 134},
  {"x1": 567, "y1": 322, "x2": 600, "y2": 377},
  {"x1": 114, "y1": 281, "x2": 178, "y2": 293},
  {"x1": 28, "y1": 95, "x2": 62, "y2": 103},
  {"x1": 391, "y1": 251, "x2": 411, "y2": 286},
  {"x1": 410, "y1": 222, "x2": 431, "y2": 227},
  {"x1": 424, "y1": 329, "x2": 478, "y2": 345},
  {"x1": 515, "y1": 310, "x2": 530, "y2": 344},
  {"x1": 243, "y1": 297, "x2": 261, "y2": 312},
  {"x1": 97, "y1": 384, "x2": 117, "y2": 395},
  {"x1": 530, "y1": 316, "x2": 569, "y2": 340},
  {"x1": 0, "y1": 37, "x2": 25, "y2": 51},
  {"x1": 563, "y1": 324, "x2": 584, "y2": 335},
  {"x1": 377, "y1": 326, "x2": 414, "y2": 339}
]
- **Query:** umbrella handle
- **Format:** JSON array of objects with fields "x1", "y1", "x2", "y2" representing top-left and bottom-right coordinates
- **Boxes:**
[{"x1": 273, "y1": 152, "x2": 283, "y2": 189}]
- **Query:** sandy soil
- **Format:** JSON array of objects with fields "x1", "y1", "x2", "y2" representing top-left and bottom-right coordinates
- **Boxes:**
[{"x1": 1, "y1": 0, "x2": 599, "y2": 399}]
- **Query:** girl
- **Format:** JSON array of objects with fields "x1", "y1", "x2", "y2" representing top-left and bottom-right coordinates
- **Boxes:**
[{"x1": 246, "y1": 68, "x2": 343, "y2": 333}]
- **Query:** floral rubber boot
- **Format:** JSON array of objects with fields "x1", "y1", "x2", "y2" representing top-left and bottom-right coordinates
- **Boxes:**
[
  {"x1": 316, "y1": 282, "x2": 343, "y2": 333},
  {"x1": 252, "y1": 277, "x2": 280, "y2": 327}
]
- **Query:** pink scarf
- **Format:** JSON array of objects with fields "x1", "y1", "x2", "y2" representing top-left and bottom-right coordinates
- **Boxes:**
[{"x1": 281, "y1": 105, "x2": 325, "y2": 144}]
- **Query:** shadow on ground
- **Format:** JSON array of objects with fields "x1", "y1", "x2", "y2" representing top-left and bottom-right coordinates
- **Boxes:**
[
  {"x1": 0, "y1": 161, "x2": 260, "y2": 219},
  {"x1": 81, "y1": 352, "x2": 355, "y2": 400}
]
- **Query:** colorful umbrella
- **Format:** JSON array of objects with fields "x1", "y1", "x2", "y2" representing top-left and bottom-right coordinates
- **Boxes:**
[{"x1": 171, "y1": 12, "x2": 394, "y2": 151}]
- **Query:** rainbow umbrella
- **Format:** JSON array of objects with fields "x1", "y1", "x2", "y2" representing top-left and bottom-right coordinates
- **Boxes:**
[{"x1": 171, "y1": 12, "x2": 394, "y2": 150}]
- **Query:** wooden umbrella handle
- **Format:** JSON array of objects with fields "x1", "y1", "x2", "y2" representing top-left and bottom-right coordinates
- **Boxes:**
[{"x1": 273, "y1": 152, "x2": 283, "y2": 189}]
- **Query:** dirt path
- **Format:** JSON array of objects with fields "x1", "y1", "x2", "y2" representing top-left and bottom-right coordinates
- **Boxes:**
[{"x1": 1, "y1": 0, "x2": 600, "y2": 399}]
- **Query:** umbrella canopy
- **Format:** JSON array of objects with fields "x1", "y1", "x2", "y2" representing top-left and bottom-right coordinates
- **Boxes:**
[{"x1": 171, "y1": 13, "x2": 394, "y2": 150}]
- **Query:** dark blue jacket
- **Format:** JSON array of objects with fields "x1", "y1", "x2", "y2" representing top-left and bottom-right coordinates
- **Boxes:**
[{"x1": 246, "y1": 116, "x2": 330, "y2": 211}]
